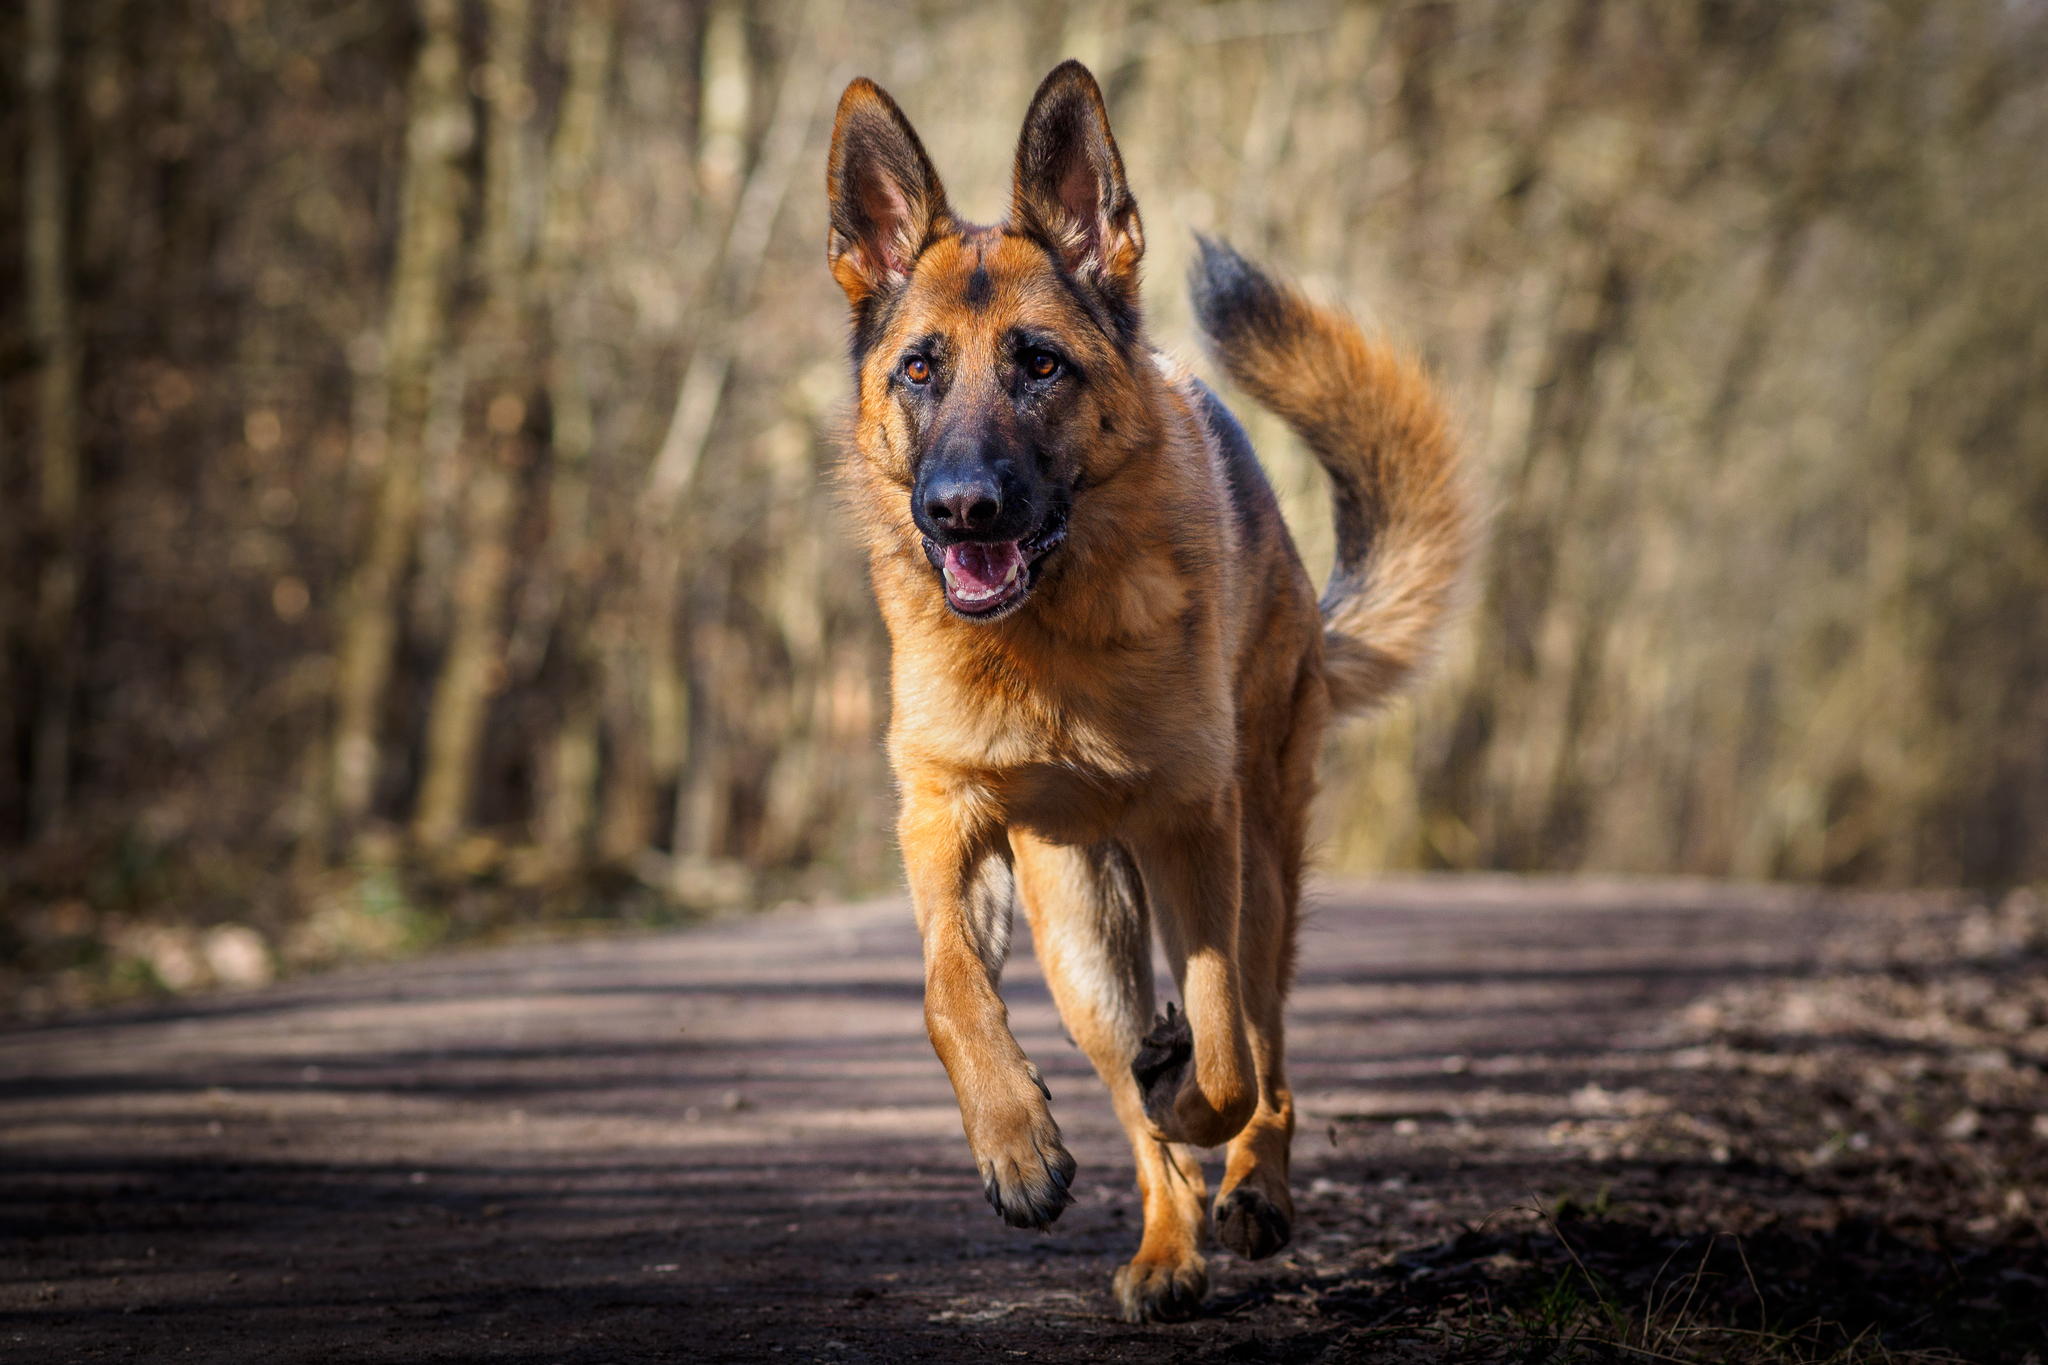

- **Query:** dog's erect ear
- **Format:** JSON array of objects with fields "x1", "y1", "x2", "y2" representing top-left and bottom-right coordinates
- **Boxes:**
[
  {"x1": 1010, "y1": 61, "x2": 1144, "y2": 309},
  {"x1": 826, "y1": 78, "x2": 951, "y2": 311}
]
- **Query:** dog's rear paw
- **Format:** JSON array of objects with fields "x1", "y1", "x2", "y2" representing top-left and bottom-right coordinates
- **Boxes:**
[
  {"x1": 1131, "y1": 1002, "x2": 1193, "y2": 1125},
  {"x1": 1113, "y1": 1253, "x2": 1208, "y2": 1323},
  {"x1": 1215, "y1": 1185, "x2": 1292, "y2": 1260},
  {"x1": 976, "y1": 1124, "x2": 1076, "y2": 1231}
]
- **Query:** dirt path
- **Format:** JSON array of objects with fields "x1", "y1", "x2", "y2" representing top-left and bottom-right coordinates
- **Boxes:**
[{"x1": 4, "y1": 878, "x2": 2043, "y2": 1363}]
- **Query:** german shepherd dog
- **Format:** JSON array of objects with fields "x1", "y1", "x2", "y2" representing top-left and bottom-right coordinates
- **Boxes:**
[{"x1": 824, "y1": 61, "x2": 1470, "y2": 1322}]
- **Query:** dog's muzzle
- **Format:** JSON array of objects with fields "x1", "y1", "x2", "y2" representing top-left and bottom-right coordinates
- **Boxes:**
[{"x1": 920, "y1": 496, "x2": 1070, "y2": 620}]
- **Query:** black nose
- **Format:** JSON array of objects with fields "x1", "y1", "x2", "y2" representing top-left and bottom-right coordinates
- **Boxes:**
[{"x1": 923, "y1": 471, "x2": 1002, "y2": 534}]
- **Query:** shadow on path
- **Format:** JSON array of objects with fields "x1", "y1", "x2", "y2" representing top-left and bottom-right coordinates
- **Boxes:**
[{"x1": 3, "y1": 878, "x2": 2040, "y2": 1362}]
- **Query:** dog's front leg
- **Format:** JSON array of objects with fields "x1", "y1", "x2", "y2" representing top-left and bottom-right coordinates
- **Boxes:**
[
  {"x1": 899, "y1": 778, "x2": 1076, "y2": 1229},
  {"x1": 1127, "y1": 788, "x2": 1259, "y2": 1150}
]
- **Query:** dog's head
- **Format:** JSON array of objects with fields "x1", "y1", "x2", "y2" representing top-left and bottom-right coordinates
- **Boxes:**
[{"x1": 826, "y1": 62, "x2": 1152, "y2": 622}]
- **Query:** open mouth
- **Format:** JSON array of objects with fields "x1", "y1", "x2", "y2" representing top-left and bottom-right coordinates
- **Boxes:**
[{"x1": 925, "y1": 502, "x2": 1069, "y2": 619}]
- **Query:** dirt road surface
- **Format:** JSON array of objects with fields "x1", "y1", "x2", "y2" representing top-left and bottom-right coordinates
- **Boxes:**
[{"x1": 5, "y1": 878, "x2": 2044, "y2": 1362}]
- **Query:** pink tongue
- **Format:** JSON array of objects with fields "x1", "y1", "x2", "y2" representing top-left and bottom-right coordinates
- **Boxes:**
[{"x1": 944, "y1": 540, "x2": 1024, "y2": 594}]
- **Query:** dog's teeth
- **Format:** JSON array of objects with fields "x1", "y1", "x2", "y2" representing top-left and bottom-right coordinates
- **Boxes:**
[{"x1": 942, "y1": 552, "x2": 1024, "y2": 607}]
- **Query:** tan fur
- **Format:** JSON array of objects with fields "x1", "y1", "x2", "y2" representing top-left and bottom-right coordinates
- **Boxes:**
[
  {"x1": 824, "y1": 62, "x2": 1472, "y2": 1323},
  {"x1": 1198, "y1": 280, "x2": 1474, "y2": 716}
]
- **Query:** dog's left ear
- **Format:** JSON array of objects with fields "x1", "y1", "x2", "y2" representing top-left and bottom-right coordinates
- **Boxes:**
[{"x1": 1011, "y1": 61, "x2": 1144, "y2": 311}]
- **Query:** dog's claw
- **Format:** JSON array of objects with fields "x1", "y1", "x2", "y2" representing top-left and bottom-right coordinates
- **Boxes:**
[{"x1": 977, "y1": 1125, "x2": 1076, "y2": 1231}]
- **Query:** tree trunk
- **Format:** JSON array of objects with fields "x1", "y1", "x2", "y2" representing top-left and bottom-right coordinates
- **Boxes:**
[
  {"x1": 24, "y1": 0, "x2": 82, "y2": 835},
  {"x1": 414, "y1": 0, "x2": 535, "y2": 852},
  {"x1": 531, "y1": 0, "x2": 616, "y2": 872},
  {"x1": 327, "y1": 0, "x2": 470, "y2": 840}
]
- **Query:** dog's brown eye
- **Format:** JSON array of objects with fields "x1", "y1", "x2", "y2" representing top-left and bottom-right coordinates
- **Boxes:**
[
  {"x1": 1026, "y1": 350, "x2": 1061, "y2": 380},
  {"x1": 903, "y1": 356, "x2": 931, "y2": 385}
]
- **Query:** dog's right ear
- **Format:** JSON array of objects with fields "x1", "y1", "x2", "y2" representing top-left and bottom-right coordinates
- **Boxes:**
[{"x1": 826, "y1": 79, "x2": 951, "y2": 312}]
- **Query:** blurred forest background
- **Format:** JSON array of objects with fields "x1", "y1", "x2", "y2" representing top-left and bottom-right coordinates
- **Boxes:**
[{"x1": 3, "y1": 0, "x2": 2045, "y2": 1009}]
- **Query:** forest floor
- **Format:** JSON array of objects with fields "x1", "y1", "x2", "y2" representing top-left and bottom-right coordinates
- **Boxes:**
[{"x1": 3, "y1": 876, "x2": 2045, "y2": 1364}]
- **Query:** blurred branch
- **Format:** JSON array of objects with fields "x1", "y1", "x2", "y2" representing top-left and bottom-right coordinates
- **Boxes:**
[
  {"x1": 642, "y1": 3, "x2": 840, "y2": 519},
  {"x1": 634, "y1": 3, "x2": 841, "y2": 895}
]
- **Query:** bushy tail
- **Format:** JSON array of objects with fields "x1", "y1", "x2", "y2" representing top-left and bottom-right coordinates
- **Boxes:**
[{"x1": 1190, "y1": 237, "x2": 1473, "y2": 717}]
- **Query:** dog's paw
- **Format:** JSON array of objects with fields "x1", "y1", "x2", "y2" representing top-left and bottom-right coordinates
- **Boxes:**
[
  {"x1": 1215, "y1": 1185, "x2": 1293, "y2": 1261},
  {"x1": 970, "y1": 1086, "x2": 1076, "y2": 1230},
  {"x1": 1131, "y1": 1002, "x2": 1193, "y2": 1128},
  {"x1": 977, "y1": 1136, "x2": 1075, "y2": 1230},
  {"x1": 1113, "y1": 1253, "x2": 1208, "y2": 1323}
]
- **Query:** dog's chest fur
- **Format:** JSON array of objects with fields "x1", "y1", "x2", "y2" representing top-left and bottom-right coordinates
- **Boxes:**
[{"x1": 886, "y1": 603, "x2": 1236, "y2": 841}]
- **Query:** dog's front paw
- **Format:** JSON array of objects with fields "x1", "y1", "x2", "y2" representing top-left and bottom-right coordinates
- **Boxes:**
[
  {"x1": 1113, "y1": 1252, "x2": 1208, "y2": 1322},
  {"x1": 968, "y1": 1075, "x2": 1076, "y2": 1230}
]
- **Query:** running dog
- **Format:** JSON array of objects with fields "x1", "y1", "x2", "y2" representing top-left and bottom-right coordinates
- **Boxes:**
[{"x1": 823, "y1": 60, "x2": 1472, "y2": 1322}]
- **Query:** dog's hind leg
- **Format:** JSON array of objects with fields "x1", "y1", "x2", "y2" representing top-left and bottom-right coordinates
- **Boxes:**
[
  {"x1": 1212, "y1": 824, "x2": 1298, "y2": 1259},
  {"x1": 1214, "y1": 681, "x2": 1321, "y2": 1260},
  {"x1": 1010, "y1": 832, "x2": 1210, "y2": 1323}
]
